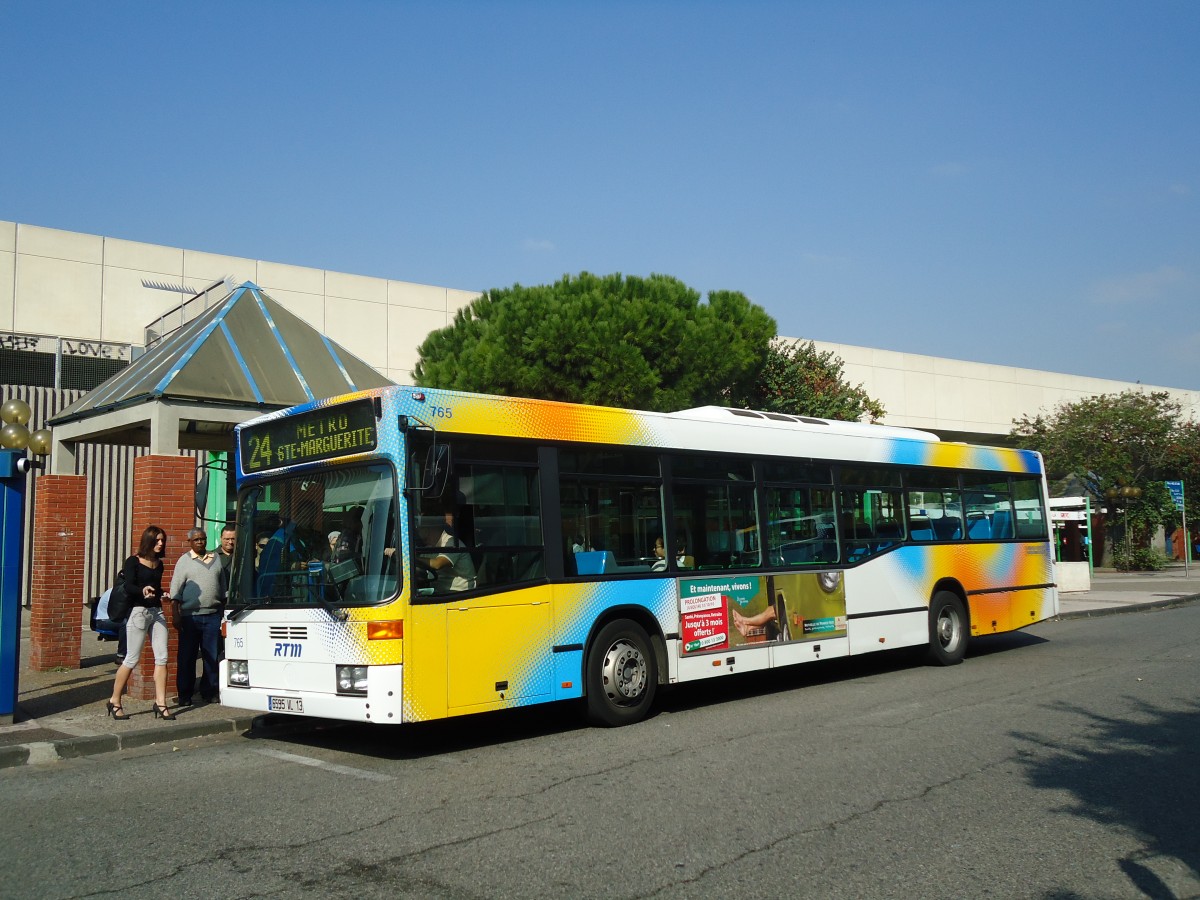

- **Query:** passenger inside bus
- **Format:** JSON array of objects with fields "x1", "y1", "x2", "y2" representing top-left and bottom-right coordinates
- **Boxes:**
[
  {"x1": 651, "y1": 537, "x2": 669, "y2": 571},
  {"x1": 650, "y1": 535, "x2": 693, "y2": 571},
  {"x1": 331, "y1": 506, "x2": 364, "y2": 563}
]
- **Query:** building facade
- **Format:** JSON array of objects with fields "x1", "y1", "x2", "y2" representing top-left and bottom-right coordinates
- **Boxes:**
[
  {"x1": 5, "y1": 220, "x2": 1196, "y2": 445},
  {"x1": 1, "y1": 220, "x2": 479, "y2": 387},
  {"x1": 809, "y1": 339, "x2": 1199, "y2": 445}
]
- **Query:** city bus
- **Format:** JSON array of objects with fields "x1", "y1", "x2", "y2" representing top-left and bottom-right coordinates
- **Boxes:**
[{"x1": 219, "y1": 386, "x2": 1058, "y2": 727}]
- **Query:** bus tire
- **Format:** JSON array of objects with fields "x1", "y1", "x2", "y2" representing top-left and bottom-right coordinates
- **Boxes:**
[
  {"x1": 585, "y1": 619, "x2": 657, "y2": 727},
  {"x1": 926, "y1": 590, "x2": 968, "y2": 666}
]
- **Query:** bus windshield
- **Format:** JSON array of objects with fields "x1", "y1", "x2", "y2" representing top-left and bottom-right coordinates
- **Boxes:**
[{"x1": 229, "y1": 462, "x2": 401, "y2": 609}]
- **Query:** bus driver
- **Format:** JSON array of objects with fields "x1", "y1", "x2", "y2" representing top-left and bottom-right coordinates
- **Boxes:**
[{"x1": 415, "y1": 519, "x2": 477, "y2": 592}]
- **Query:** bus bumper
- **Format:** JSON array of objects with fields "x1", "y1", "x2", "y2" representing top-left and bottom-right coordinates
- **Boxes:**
[{"x1": 218, "y1": 661, "x2": 405, "y2": 724}]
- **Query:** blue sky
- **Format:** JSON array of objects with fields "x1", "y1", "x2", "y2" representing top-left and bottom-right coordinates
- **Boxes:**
[{"x1": 2, "y1": 1, "x2": 1197, "y2": 390}]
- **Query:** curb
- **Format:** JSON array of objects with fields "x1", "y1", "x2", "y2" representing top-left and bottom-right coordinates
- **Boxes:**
[
  {"x1": 6, "y1": 596, "x2": 1198, "y2": 770},
  {"x1": 0, "y1": 714, "x2": 314, "y2": 770},
  {"x1": 1056, "y1": 593, "x2": 1200, "y2": 621}
]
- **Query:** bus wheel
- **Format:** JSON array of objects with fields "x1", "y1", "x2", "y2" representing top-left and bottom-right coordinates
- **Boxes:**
[
  {"x1": 926, "y1": 591, "x2": 968, "y2": 666},
  {"x1": 585, "y1": 619, "x2": 658, "y2": 727}
]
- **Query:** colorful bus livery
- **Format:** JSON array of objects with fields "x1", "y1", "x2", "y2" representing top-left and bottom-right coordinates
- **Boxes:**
[{"x1": 220, "y1": 386, "x2": 1058, "y2": 728}]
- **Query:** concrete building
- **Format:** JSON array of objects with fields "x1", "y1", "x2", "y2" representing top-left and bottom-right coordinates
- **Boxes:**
[
  {"x1": 809, "y1": 339, "x2": 1199, "y2": 445},
  {"x1": 0, "y1": 220, "x2": 479, "y2": 387},
  {"x1": 4, "y1": 220, "x2": 1196, "y2": 446}
]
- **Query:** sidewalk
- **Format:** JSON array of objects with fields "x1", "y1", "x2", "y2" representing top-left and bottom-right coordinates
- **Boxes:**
[
  {"x1": 0, "y1": 606, "x2": 311, "y2": 770},
  {"x1": 3, "y1": 569, "x2": 1198, "y2": 769},
  {"x1": 1056, "y1": 565, "x2": 1200, "y2": 618}
]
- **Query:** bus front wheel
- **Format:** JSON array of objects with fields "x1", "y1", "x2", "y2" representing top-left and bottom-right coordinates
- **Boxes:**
[
  {"x1": 585, "y1": 619, "x2": 657, "y2": 727},
  {"x1": 926, "y1": 591, "x2": 968, "y2": 666}
]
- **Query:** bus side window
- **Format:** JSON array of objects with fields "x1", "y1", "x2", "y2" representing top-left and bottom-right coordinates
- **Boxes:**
[
  {"x1": 838, "y1": 486, "x2": 903, "y2": 561},
  {"x1": 764, "y1": 486, "x2": 837, "y2": 567},
  {"x1": 558, "y1": 448, "x2": 664, "y2": 577},
  {"x1": 672, "y1": 480, "x2": 759, "y2": 570},
  {"x1": 419, "y1": 440, "x2": 544, "y2": 595},
  {"x1": 1012, "y1": 476, "x2": 1048, "y2": 540}
]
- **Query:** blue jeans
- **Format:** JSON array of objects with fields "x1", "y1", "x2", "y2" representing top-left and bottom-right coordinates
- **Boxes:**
[{"x1": 177, "y1": 613, "x2": 221, "y2": 701}]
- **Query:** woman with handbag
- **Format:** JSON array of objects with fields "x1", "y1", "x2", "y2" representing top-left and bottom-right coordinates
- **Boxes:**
[{"x1": 106, "y1": 525, "x2": 176, "y2": 721}]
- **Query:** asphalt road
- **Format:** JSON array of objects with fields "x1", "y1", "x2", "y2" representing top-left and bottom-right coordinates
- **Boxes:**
[{"x1": 3, "y1": 604, "x2": 1198, "y2": 900}]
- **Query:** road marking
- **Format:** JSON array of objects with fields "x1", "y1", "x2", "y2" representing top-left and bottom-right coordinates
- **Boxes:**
[{"x1": 253, "y1": 747, "x2": 394, "y2": 782}]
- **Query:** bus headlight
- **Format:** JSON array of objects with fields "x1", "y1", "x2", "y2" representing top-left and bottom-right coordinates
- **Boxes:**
[
  {"x1": 228, "y1": 659, "x2": 250, "y2": 687},
  {"x1": 336, "y1": 665, "x2": 368, "y2": 695}
]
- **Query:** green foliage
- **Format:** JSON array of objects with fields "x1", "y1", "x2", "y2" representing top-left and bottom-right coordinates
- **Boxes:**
[
  {"x1": 1012, "y1": 390, "x2": 1184, "y2": 494},
  {"x1": 1110, "y1": 546, "x2": 1167, "y2": 572},
  {"x1": 1011, "y1": 389, "x2": 1198, "y2": 555},
  {"x1": 1170, "y1": 419, "x2": 1200, "y2": 534},
  {"x1": 413, "y1": 272, "x2": 776, "y2": 412},
  {"x1": 730, "y1": 339, "x2": 886, "y2": 423}
]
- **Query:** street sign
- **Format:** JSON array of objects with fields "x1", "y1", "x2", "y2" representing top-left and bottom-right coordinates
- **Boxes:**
[{"x1": 1166, "y1": 480, "x2": 1185, "y2": 512}]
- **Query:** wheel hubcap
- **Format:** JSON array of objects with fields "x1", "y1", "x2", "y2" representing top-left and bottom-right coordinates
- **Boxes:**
[
  {"x1": 937, "y1": 607, "x2": 961, "y2": 652},
  {"x1": 601, "y1": 639, "x2": 647, "y2": 705}
]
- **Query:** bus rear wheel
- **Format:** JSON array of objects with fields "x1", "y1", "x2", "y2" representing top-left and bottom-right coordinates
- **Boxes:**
[
  {"x1": 585, "y1": 619, "x2": 657, "y2": 727},
  {"x1": 926, "y1": 591, "x2": 968, "y2": 666}
]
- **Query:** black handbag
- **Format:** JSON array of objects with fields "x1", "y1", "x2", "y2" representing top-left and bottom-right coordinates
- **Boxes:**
[{"x1": 106, "y1": 571, "x2": 131, "y2": 624}]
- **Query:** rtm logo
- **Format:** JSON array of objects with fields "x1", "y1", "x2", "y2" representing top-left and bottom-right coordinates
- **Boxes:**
[{"x1": 274, "y1": 642, "x2": 302, "y2": 658}]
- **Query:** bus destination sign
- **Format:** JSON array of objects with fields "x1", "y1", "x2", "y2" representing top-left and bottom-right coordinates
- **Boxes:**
[{"x1": 240, "y1": 398, "x2": 378, "y2": 473}]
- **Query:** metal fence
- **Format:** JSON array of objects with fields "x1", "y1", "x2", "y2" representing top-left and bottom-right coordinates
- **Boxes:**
[
  {"x1": 143, "y1": 278, "x2": 235, "y2": 348},
  {"x1": 0, "y1": 334, "x2": 133, "y2": 392}
]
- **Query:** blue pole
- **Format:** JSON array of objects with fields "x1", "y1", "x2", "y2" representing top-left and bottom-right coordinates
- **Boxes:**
[{"x1": 0, "y1": 449, "x2": 29, "y2": 723}]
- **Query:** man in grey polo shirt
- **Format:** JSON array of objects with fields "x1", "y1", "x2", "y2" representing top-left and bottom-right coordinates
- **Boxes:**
[{"x1": 170, "y1": 527, "x2": 227, "y2": 705}]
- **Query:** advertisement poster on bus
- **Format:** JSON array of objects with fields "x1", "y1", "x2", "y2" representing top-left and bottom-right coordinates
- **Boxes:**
[{"x1": 679, "y1": 572, "x2": 847, "y2": 655}]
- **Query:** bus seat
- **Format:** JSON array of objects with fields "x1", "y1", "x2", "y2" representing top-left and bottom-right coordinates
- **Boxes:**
[
  {"x1": 845, "y1": 542, "x2": 870, "y2": 564},
  {"x1": 932, "y1": 515, "x2": 962, "y2": 540},
  {"x1": 875, "y1": 520, "x2": 901, "y2": 539},
  {"x1": 991, "y1": 510, "x2": 1013, "y2": 539},
  {"x1": 967, "y1": 516, "x2": 992, "y2": 539},
  {"x1": 574, "y1": 550, "x2": 615, "y2": 575},
  {"x1": 909, "y1": 515, "x2": 933, "y2": 541}
]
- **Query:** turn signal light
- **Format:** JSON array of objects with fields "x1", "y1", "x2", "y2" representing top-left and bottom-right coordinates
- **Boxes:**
[{"x1": 367, "y1": 620, "x2": 403, "y2": 640}]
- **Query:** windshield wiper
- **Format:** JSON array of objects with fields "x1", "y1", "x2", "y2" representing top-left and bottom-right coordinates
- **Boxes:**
[
  {"x1": 309, "y1": 588, "x2": 348, "y2": 622},
  {"x1": 227, "y1": 596, "x2": 277, "y2": 622}
]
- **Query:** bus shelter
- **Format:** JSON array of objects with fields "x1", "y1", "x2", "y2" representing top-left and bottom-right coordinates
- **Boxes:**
[{"x1": 1049, "y1": 496, "x2": 1092, "y2": 592}]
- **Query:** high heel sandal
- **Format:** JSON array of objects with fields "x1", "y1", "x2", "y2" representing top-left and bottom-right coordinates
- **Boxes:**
[
  {"x1": 151, "y1": 703, "x2": 176, "y2": 721},
  {"x1": 106, "y1": 700, "x2": 130, "y2": 721}
]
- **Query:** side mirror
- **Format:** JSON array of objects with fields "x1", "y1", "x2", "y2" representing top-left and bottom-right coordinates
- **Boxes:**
[
  {"x1": 424, "y1": 444, "x2": 451, "y2": 498},
  {"x1": 195, "y1": 469, "x2": 210, "y2": 517},
  {"x1": 194, "y1": 457, "x2": 230, "y2": 523}
]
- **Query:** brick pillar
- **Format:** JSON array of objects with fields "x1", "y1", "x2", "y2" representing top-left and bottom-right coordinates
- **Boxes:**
[
  {"x1": 29, "y1": 475, "x2": 89, "y2": 671},
  {"x1": 125, "y1": 455, "x2": 197, "y2": 701}
]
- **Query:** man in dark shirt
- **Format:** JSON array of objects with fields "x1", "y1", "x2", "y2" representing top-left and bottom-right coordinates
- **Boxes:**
[{"x1": 218, "y1": 524, "x2": 235, "y2": 579}]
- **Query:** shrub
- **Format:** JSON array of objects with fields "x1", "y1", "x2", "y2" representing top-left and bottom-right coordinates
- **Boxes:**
[{"x1": 1111, "y1": 547, "x2": 1166, "y2": 572}]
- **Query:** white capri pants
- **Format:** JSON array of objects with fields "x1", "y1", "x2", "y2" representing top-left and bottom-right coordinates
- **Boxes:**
[{"x1": 122, "y1": 605, "x2": 169, "y2": 667}]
